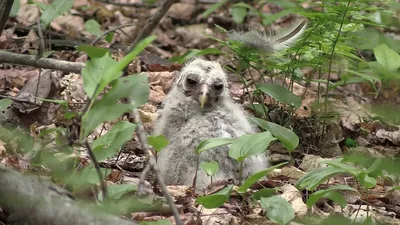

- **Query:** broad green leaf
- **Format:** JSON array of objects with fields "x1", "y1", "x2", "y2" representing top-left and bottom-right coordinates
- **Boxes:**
[
  {"x1": 200, "y1": 161, "x2": 219, "y2": 177},
  {"x1": 69, "y1": 165, "x2": 112, "y2": 189},
  {"x1": 196, "y1": 184, "x2": 233, "y2": 209},
  {"x1": 195, "y1": 137, "x2": 235, "y2": 154},
  {"x1": 140, "y1": 220, "x2": 172, "y2": 225},
  {"x1": 99, "y1": 184, "x2": 137, "y2": 201},
  {"x1": 10, "y1": 0, "x2": 20, "y2": 17},
  {"x1": 0, "y1": 99, "x2": 12, "y2": 110},
  {"x1": 374, "y1": 44, "x2": 400, "y2": 71},
  {"x1": 81, "y1": 53, "x2": 117, "y2": 98},
  {"x1": 256, "y1": 83, "x2": 302, "y2": 108},
  {"x1": 251, "y1": 117, "x2": 299, "y2": 151},
  {"x1": 85, "y1": 19, "x2": 102, "y2": 37},
  {"x1": 40, "y1": 0, "x2": 73, "y2": 27},
  {"x1": 82, "y1": 75, "x2": 149, "y2": 136},
  {"x1": 83, "y1": 103, "x2": 133, "y2": 137},
  {"x1": 201, "y1": 0, "x2": 228, "y2": 17},
  {"x1": 251, "y1": 188, "x2": 276, "y2": 201},
  {"x1": 321, "y1": 158, "x2": 358, "y2": 177},
  {"x1": 92, "y1": 121, "x2": 136, "y2": 161},
  {"x1": 306, "y1": 185, "x2": 356, "y2": 208},
  {"x1": 101, "y1": 35, "x2": 156, "y2": 91},
  {"x1": 296, "y1": 167, "x2": 345, "y2": 191},
  {"x1": 147, "y1": 135, "x2": 169, "y2": 152},
  {"x1": 260, "y1": 196, "x2": 295, "y2": 225},
  {"x1": 389, "y1": 186, "x2": 400, "y2": 191},
  {"x1": 345, "y1": 69, "x2": 380, "y2": 86},
  {"x1": 238, "y1": 162, "x2": 287, "y2": 193},
  {"x1": 229, "y1": 132, "x2": 275, "y2": 162},
  {"x1": 76, "y1": 45, "x2": 109, "y2": 58},
  {"x1": 364, "y1": 158, "x2": 384, "y2": 177},
  {"x1": 231, "y1": 6, "x2": 248, "y2": 24},
  {"x1": 245, "y1": 104, "x2": 268, "y2": 117},
  {"x1": 357, "y1": 172, "x2": 376, "y2": 189}
]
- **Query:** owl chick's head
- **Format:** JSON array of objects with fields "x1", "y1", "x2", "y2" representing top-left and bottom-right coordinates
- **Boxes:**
[{"x1": 176, "y1": 58, "x2": 229, "y2": 109}]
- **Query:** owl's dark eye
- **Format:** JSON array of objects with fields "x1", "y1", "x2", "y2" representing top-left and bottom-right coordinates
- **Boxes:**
[
  {"x1": 186, "y1": 76, "x2": 198, "y2": 85},
  {"x1": 213, "y1": 82, "x2": 224, "y2": 90}
]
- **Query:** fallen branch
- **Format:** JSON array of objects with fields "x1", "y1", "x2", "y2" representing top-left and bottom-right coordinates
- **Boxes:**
[
  {"x1": 0, "y1": 51, "x2": 85, "y2": 74},
  {"x1": 0, "y1": 167, "x2": 137, "y2": 225}
]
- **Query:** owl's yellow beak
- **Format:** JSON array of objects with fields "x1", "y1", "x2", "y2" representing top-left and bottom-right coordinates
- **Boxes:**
[{"x1": 199, "y1": 83, "x2": 209, "y2": 108}]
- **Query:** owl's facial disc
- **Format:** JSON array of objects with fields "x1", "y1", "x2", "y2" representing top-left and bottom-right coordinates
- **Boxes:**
[{"x1": 183, "y1": 74, "x2": 224, "y2": 109}]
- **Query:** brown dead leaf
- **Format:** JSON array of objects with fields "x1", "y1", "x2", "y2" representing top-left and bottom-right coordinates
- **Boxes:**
[
  {"x1": 16, "y1": 4, "x2": 40, "y2": 27},
  {"x1": 168, "y1": 3, "x2": 197, "y2": 21},
  {"x1": 279, "y1": 184, "x2": 308, "y2": 217},
  {"x1": 51, "y1": 15, "x2": 85, "y2": 37},
  {"x1": 148, "y1": 71, "x2": 177, "y2": 93},
  {"x1": 149, "y1": 85, "x2": 166, "y2": 105}
]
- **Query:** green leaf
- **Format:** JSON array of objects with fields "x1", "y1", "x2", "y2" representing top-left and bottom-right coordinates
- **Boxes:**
[
  {"x1": 256, "y1": 83, "x2": 302, "y2": 108},
  {"x1": 10, "y1": 0, "x2": 20, "y2": 17},
  {"x1": 238, "y1": 162, "x2": 287, "y2": 193},
  {"x1": 140, "y1": 220, "x2": 172, "y2": 225},
  {"x1": 0, "y1": 99, "x2": 12, "y2": 110},
  {"x1": 357, "y1": 172, "x2": 376, "y2": 189},
  {"x1": 196, "y1": 184, "x2": 233, "y2": 209},
  {"x1": 245, "y1": 104, "x2": 268, "y2": 117},
  {"x1": 229, "y1": 132, "x2": 275, "y2": 162},
  {"x1": 306, "y1": 185, "x2": 356, "y2": 208},
  {"x1": 101, "y1": 184, "x2": 137, "y2": 200},
  {"x1": 321, "y1": 158, "x2": 358, "y2": 177},
  {"x1": 105, "y1": 32, "x2": 114, "y2": 43},
  {"x1": 147, "y1": 135, "x2": 169, "y2": 152},
  {"x1": 345, "y1": 69, "x2": 380, "y2": 87},
  {"x1": 201, "y1": 0, "x2": 228, "y2": 17},
  {"x1": 296, "y1": 167, "x2": 345, "y2": 191},
  {"x1": 81, "y1": 53, "x2": 117, "y2": 98},
  {"x1": 200, "y1": 161, "x2": 219, "y2": 177},
  {"x1": 251, "y1": 118, "x2": 299, "y2": 151},
  {"x1": 82, "y1": 74, "x2": 149, "y2": 136},
  {"x1": 195, "y1": 137, "x2": 235, "y2": 154},
  {"x1": 260, "y1": 196, "x2": 295, "y2": 225},
  {"x1": 76, "y1": 45, "x2": 109, "y2": 58},
  {"x1": 85, "y1": 19, "x2": 102, "y2": 37},
  {"x1": 92, "y1": 121, "x2": 136, "y2": 161},
  {"x1": 251, "y1": 188, "x2": 276, "y2": 201},
  {"x1": 389, "y1": 186, "x2": 400, "y2": 191},
  {"x1": 40, "y1": 0, "x2": 73, "y2": 27},
  {"x1": 374, "y1": 44, "x2": 400, "y2": 71},
  {"x1": 231, "y1": 5, "x2": 248, "y2": 24},
  {"x1": 37, "y1": 98, "x2": 68, "y2": 108}
]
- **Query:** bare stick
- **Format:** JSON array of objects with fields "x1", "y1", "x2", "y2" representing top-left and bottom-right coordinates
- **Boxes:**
[
  {"x1": 131, "y1": 102, "x2": 184, "y2": 225},
  {"x1": 92, "y1": 23, "x2": 136, "y2": 45},
  {"x1": 126, "y1": 0, "x2": 178, "y2": 54},
  {"x1": 0, "y1": 0, "x2": 13, "y2": 35},
  {"x1": 0, "y1": 50, "x2": 85, "y2": 73},
  {"x1": 83, "y1": 140, "x2": 109, "y2": 201}
]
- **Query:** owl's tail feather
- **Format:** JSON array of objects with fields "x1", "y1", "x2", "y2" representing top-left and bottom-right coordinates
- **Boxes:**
[{"x1": 227, "y1": 19, "x2": 307, "y2": 53}]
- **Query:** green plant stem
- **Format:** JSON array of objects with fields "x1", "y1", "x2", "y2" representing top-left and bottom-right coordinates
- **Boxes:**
[{"x1": 321, "y1": 0, "x2": 352, "y2": 139}]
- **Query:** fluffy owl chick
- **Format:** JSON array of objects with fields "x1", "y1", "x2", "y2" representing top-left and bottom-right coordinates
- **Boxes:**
[{"x1": 154, "y1": 58, "x2": 268, "y2": 190}]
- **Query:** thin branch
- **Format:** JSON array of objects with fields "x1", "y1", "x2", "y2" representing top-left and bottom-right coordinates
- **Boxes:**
[
  {"x1": 92, "y1": 23, "x2": 136, "y2": 45},
  {"x1": 83, "y1": 140, "x2": 109, "y2": 201},
  {"x1": 0, "y1": 51, "x2": 85, "y2": 73},
  {"x1": 130, "y1": 102, "x2": 184, "y2": 225},
  {"x1": 126, "y1": 0, "x2": 178, "y2": 54},
  {"x1": 0, "y1": 94, "x2": 41, "y2": 106}
]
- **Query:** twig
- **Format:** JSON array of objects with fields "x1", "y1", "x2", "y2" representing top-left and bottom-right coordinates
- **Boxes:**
[
  {"x1": 92, "y1": 23, "x2": 137, "y2": 45},
  {"x1": 96, "y1": 0, "x2": 157, "y2": 8},
  {"x1": 0, "y1": 0, "x2": 13, "y2": 35},
  {"x1": 83, "y1": 140, "x2": 109, "y2": 201},
  {"x1": 130, "y1": 102, "x2": 184, "y2": 225},
  {"x1": 0, "y1": 51, "x2": 85, "y2": 73},
  {"x1": 0, "y1": 94, "x2": 41, "y2": 106},
  {"x1": 126, "y1": 0, "x2": 178, "y2": 54}
]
